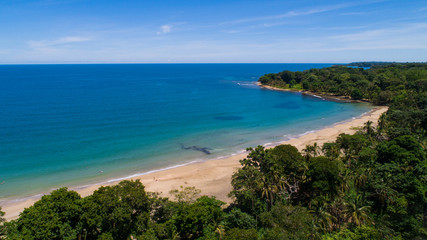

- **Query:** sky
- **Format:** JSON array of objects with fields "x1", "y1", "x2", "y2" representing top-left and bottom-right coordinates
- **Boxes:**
[{"x1": 0, "y1": 0, "x2": 426, "y2": 63}]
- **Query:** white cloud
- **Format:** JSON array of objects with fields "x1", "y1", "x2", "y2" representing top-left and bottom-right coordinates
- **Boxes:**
[
  {"x1": 28, "y1": 36, "x2": 92, "y2": 49},
  {"x1": 340, "y1": 11, "x2": 371, "y2": 16},
  {"x1": 222, "y1": 3, "x2": 355, "y2": 25},
  {"x1": 57, "y1": 36, "x2": 92, "y2": 43},
  {"x1": 157, "y1": 25, "x2": 172, "y2": 34},
  {"x1": 221, "y1": 0, "x2": 386, "y2": 25},
  {"x1": 329, "y1": 22, "x2": 427, "y2": 43}
]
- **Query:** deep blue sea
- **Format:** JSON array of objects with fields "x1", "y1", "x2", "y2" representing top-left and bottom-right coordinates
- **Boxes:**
[{"x1": 0, "y1": 64, "x2": 371, "y2": 200}]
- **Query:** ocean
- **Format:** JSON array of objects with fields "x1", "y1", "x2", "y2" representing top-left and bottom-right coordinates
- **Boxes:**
[{"x1": 0, "y1": 63, "x2": 371, "y2": 200}]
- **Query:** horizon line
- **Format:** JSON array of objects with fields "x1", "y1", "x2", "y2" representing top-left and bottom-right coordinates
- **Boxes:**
[{"x1": 1, "y1": 61, "x2": 420, "y2": 65}]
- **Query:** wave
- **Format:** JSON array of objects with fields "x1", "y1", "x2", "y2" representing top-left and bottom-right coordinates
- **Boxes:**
[
  {"x1": 234, "y1": 81, "x2": 258, "y2": 87},
  {"x1": 0, "y1": 193, "x2": 45, "y2": 205},
  {"x1": 310, "y1": 94, "x2": 325, "y2": 100},
  {"x1": 104, "y1": 160, "x2": 203, "y2": 183},
  {"x1": 0, "y1": 108, "x2": 374, "y2": 207}
]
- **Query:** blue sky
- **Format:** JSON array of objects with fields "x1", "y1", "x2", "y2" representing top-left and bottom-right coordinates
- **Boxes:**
[{"x1": 1, "y1": 0, "x2": 426, "y2": 63}]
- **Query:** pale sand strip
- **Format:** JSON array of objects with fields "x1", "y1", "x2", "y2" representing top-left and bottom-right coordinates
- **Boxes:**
[{"x1": 2, "y1": 106, "x2": 388, "y2": 220}]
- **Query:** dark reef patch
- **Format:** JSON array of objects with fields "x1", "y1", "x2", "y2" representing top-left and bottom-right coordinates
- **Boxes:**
[{"x1": 180, "y1": 143, "x2": 212, "y2": 155}]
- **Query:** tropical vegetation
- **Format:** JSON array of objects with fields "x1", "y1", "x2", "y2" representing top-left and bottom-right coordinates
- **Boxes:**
[{"x1": 1, "y1": 63, "x2": 425, "y2": 239}]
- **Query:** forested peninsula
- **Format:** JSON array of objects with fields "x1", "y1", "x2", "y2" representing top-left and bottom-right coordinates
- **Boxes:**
[{"x1": 1, "y1": 63, "x2": 426, "y2": 239}]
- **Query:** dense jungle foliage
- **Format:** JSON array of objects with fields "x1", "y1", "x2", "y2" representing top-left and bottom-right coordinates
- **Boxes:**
[
  {"x1": 0, "y1": 63, "x2": 425, "y2": 239},
  {"x1": 259, "y1": 63, "x2": 427, "y2": 105},
  {"x1": 343, "y1": 62, "x2": 396, "y2": 68}
]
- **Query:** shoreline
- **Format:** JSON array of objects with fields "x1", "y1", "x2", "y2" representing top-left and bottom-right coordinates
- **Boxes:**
[
  {"x1": 257, "y1": 82, "x2": 369, "y2": 103},
  {"x1": 1, "y1": 106, "x2": 388, "y2": 220}
]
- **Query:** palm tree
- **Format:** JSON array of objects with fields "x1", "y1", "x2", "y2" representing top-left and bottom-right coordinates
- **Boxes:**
[
  {"x1": 261, "y1": 182, "x2": 274, "y2": 208},
  {"x1": 363, "y1": 120, "x2": 376, "y2": 140},
  {"x1": 377, "y1": 113, "x2": 387, "y2": 137},
  {"x1": 303, "y1": 143, "x2": 320, "y2": 160},
  {"x1": 328, "y1": 197, "x2": 347, "y2": 230},
  {"x1": 309, "y1": 197, "x2": 336, "y2": 233},
  {"x1": 354, "y1": 168, "x2": 371, "y2": 190},
  {"x1": 315, "y1": 206, "x2": 335, "y2": 233},
  {"x1": 340, "y1": 169, "x2": 351, "y2": 194},
  {"x1": 322, "y1": 142, "x2": 341, "y2": 159},
  {"x1": 261, "y1": 173, "x2": 285, "y2": 209},
  {"x1": 215, "y1": 225, "x2": 225, "y2": 240},
  {"x1": 344, "y1": 194, "x2": 372, "y2": 227}
]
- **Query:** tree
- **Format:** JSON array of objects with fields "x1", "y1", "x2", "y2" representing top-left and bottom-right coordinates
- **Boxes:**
[
  {"x1": 230, "y1": 145, "x2": 306, "y2": 213},
  {"x1": 171, "y1": 196, "x2": 224, "y2": 240},
  {"x1": 289, "y1": 79, "x2": 297, "y2": 88},
  {"x1": 269, "y1": 144, "x2": 307, "y2": 202},
  {"x1": 221, "y1": 209, "x2": 256, "y2": 230},
  {"x1": 362, "y1": 120, "x2": 376, "y2": 139},
  {"x1": 303, "y1": 143, "x2": 320, "y2": 159},
  {"x1": 149, "y1": 192, "x2": 179, "y2": 224},
  {"x1": 169, "y1": 186, "x2": 201, "y2": 203},
  {"x1": 224, "y1": 228, "x2": 257, "y2": 240},
  {"x1": 0, "y1": 207, "x2": 5, "y2": 238},
  {"x1": 303, "y1": 156, "x2": 342, "y2": 200},
  {"x1": 279, "y1": 70, "x2": 295, "y2": 84},
  {"x1": 16, "y1": 188, "x2": 82, "y2": 240},
  {"x1": 302, "y1": 81, "x2": 310, "y2": 90},
  {"x1": 322, "y1": 142, "x2": 340, "y2": 159},
  {"x1": 351, "y1": 89, "x2": 363, "y2": 100},
  {"x1": 230, "y1": 146, "x2": 268, "y2": 215},
  {"x1": 336, "y1": 134, "x2": 370, "y2": 166},
  {"x1": 376, "y1": 135, "x2": 425, "y2": 166},
  {"x1": 322, "y1": 225, "x2": 386, "y2": 240},
  {"x1": 344, "y1": 194, "x2": 372, "y2": 227},
  {"x1": 260, "y1": 204, "x2": 314, "y2": 240},
  {"x1": 80, "y1": 180, "x2": 151, "y2": 240}
]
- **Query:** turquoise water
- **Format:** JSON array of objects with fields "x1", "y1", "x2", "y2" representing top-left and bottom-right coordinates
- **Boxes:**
[{"x1": 0, "y1": 64, "x2": 371, "y2": 200}]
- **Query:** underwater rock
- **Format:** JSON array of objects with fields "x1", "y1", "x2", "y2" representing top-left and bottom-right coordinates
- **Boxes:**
[{"x1": 180, "y1": 143, "x2": 212, "y2": 154}]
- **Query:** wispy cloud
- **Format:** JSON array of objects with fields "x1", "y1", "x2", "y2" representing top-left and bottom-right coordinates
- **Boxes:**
[
  {"x1": 157, "y1": 25, "x2": 172, "y2": 35},
  {"x1": 222, "y1": 0, "x2": 387, "y2": 25},
  {"x1": 329, "y1": 22, "x2": 427, "y2": 42},
  {"x1": 0, "y1": 49, "x2": 11, "y2": 54},
  {"x1": 270, "y1": 22, "x2": 427, "y2": 54},
  {"x1": 222, "y1": 3, "x2": 356, "y2": 25},
  {"x1": 221, "y1": 21, "x2": 294, "y2": 35},
  {"x1": 156, "y1": 22, "x2": 187, "y2": 35},
  {"x1": 257, "y1": 21, "x2": 293, "y2": 28},
  {"x1": 340, "y1": 11, "x2": 371, "y2": 16},
  {"x1": 28, "y1": 36, "x2": 92, "y2": 49},
  {"x1": 309, "y1": 25, "x2": 368, "y2": 31}
]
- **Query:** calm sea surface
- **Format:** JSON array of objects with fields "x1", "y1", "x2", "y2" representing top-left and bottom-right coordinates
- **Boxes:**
[{"x1": 0, "y1": 64, "x2": 371, "y2": 199}]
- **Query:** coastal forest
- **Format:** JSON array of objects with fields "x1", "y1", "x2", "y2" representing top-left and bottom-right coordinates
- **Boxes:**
[{"x1": 0, "y1": 63, "x2": 426, "y2": 239}]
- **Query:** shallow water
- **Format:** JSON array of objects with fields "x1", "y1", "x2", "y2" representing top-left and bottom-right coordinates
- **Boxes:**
[{"x1": 0, "y1": 64, "x2": 371, "y2": 199}]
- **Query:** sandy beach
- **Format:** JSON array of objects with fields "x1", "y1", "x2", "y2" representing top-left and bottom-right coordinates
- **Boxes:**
[{"x1": 1, "y1": 106, "x2": 388, "y2": 220}]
